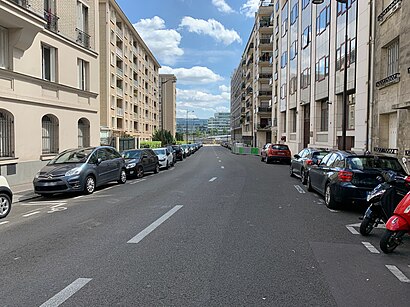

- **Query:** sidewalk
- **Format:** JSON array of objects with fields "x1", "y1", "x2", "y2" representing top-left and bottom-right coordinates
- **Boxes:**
[{"x1": 10, "y1": 182, "x2": 39, "y2": 203}]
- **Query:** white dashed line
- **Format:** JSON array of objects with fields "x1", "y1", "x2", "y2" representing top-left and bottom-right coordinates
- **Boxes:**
[
  {"x1": 362, "y1": 242, "x2": 380, "y2": 254},
  {"x1": 129, "y1": 178, "x2": 147, "y2": 185},
  {"x1": 221, "y1": 166, "x2": 225, "y2": 169},
  {"x1": 218, "y1": 160, "x2": 222, "y2": 163},
  {"x1": 346, "y1": 223, "x2": 360, "y2": 235},
  {"x1": 328, "y1": 209, "x2": 340, "y2": 213},
  {"x1": 294, "y1": 185, "x2": 306, "y2": 194},
  {"x1": 39, "y1": 278, "x2": 92, "y2": 307},
  {"x1": 386, "y1": 265, "x2": 410, "y2": 283},
  {"x1": 0, "y1": 221, "x2": 9, "y2": 225},
  {"x1": 22, "y1": 211, "x2": 41, "y2": 217},
  {"x1": 128, "y1": 205, "x2": 183, "y2": 244},
  {"x1": 209, "y1": 177, "x2": 217, "y2": 182}
]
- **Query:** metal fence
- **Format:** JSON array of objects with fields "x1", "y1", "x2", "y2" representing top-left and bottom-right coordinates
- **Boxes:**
[
  {"x1": 42, "y1": 116, "x2": 59, "y2": 154},
  {"x1": 119, "y1": 138, "x2": 135, "y2": 152},
  {"x1": 0, "y1": 113, "x2": 14, "y2": 157}
]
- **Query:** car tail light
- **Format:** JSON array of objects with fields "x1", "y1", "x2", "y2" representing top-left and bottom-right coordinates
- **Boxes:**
[
  {"x1": 306, "y1": 159, "x2": 313, "y2": 165},
  {"x1": 405, "y1": 176, "x2": 410, "y2": 188},
  {"x1": 338, "y1": 170, "x2": 353, "y2": 182}
]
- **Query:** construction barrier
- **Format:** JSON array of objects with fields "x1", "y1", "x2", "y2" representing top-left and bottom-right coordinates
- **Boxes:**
[{"x1": 232, "y1": 144, "x2": 259, "y2": 155}]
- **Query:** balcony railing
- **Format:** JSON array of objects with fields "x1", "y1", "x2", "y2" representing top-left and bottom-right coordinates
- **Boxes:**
[
  {"x1": 75, "y1": 28, "x2": 90, "y2": 49},
  {"x1": 10, "y1": 0, "x2": 29, "y2": 9},
  {"x1": 116, "y1": 67, "x2": 123, "y2": 76},
  {"x1": 116, "y1": 107, "x2": 124, "y2": 117},
  {"x1": 257, "y1": 123, "x2": 271, "y2": 130},
  {"x1": 258, "y1": 91, "x2": 272, "y2": 96},
  {"x1": 378, "y1": 0, "x2": 401, "y2": 23},
  {"x1": 44, "y1": 10, "x2": 58, "y2": 32},
  {"x1": 260, "y1": 38, "x2": 271, "y2": 44},
  {"x1": 258, "y1": 73, "x2": 272, "y2": 79},
  {"x1": 258, "y1": 107, "x2": 272, "y2": 113},
  {"x1": 116, "y1": 87, "x2": 123, "y2": 97},
  {"x1": 376, "y1": 73, "x2": 400, "y2": 89},
  {"x1": 116, "y1": 46, "x2": 123, "y2": 57}
]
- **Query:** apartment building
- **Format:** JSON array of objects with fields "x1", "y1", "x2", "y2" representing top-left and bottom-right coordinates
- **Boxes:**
[
  {"x1": 0, "y1": 0, "x2": 99, "y2": 185},
  {"x1": 371, "y1": 0, "x2": 410, "y2": 163},
  {"x1": 208, "y1": 112, "x2": 230, "y2": 135},
  {"x1": 230, "y1": 61, "x2": 244, "y2": 143},
  {"x1": 99, "y1": 0, "x2": 160, "y2": 143},
  {"x1": 159, "y1": 74, "x2": 177, "y2": 137}
]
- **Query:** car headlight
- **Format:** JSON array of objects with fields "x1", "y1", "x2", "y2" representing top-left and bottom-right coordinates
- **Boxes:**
[
  {"x1": 127, "y1": 163, "x2": 136, "y2": 169},
  {"x1": 65, "y1": 167, "x2": 82, "y2": 176},
  {"x1": 35, "y1": 171, "x2": 41, "y2": 179}
]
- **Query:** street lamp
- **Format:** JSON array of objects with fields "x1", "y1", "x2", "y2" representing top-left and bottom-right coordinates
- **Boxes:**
[
  {"x1": 186, "y1": 110, "x2": 194, "y2": 142},
  {"x1": 313, "y1": 0, "x2": 348, "y2": 150}
]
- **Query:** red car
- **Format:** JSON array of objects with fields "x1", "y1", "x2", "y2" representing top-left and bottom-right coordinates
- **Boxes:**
[{"x1": 261, "y1": 144, "x2": 291, "y2": 164}]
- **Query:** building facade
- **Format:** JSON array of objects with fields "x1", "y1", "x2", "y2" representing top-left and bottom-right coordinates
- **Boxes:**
[
  {"x1": 0, "y1": 0, "x2": 100, "y2": 185},
  {"x1": 230, "y1": 61, "x2": 244, "y2": 143},
  {"x1": 99, "y1": 0, "x2": 160, "y2": 144},
  {"x1": 208, "y1": 112, "x2": 230, "y2": 135},
  {"x1": 159, "y1": 74, "x2": 177, "y2": 137}
]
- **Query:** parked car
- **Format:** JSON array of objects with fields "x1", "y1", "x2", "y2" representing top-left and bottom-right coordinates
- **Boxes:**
[
  {"x1": 33, "y1": 146, "x2": 127, "y2": 196},
  {"x1": 290, "y1": 148, "x2": 330, "y2": 184},
  {"x1": 153, "y1": 148, "x2": 174, "y2": 169},
  {"x1": 306, "y1": 151, "x2": 408, "y2": 209},
  {"x1": 0, "y1": 176, "x2": 13, "y2": 219},
  {"x1": 260, "y1": 143, "x2": 271, "y2": 162},
  {"x1": 181, "y1": 144, "x2": 190, "y2": 157},
  {"x1": 172, "y1": 145, "x2": 184, "y2": 161},
  {"x1": 261, "y1": 144, "x2": 291, "y2": 164},
  {"x1": 165, "y1": 145, "x2": 177, "y2": 165},
  {"x1": 122, "y1": 149, "x2": 159, "y2": 178}
]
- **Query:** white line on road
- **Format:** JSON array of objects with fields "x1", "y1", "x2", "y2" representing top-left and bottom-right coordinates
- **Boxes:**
[
  {"x1": 218, "y1": 160, "x2": 222, "y2": 163},
  {"x1": 328, "y1": 209, "x2": 340, "y2": 213},
  {"x1": 362, "y1": 242, "x2": 380, "y2": 254},
  {"x1": 127, "y1": 205, "x2": 183, "y2": 244},
  {"x1": 22, "y1": 211, "x2": 41, "y2": 217},
  {"x1": 209, "y1": 177, "x2": 217, "y2": 182},
  {"x1": 386, "y1": 265, "x2": 410, "y2": 283},
  {"x1": 294, "y1": 185, "x2": 306, "y2": 194},
  {"x1": 0, "y1": 221, "x2": 9, "y2": 225},
  {"x1": 346, "y1": 225, "x2": 360, "y2": 235},
  {"x1": 221, "y1": 166, "x2": 225, "y2": 169},
  {"x1": 129, "y1": 178, "x2": 147, "y2": 185},
  {"x1": 39, "y1": 278, "x2": 92, "y2": 307}
]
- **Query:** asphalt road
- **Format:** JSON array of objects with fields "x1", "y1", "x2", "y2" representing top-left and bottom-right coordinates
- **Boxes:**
[{"x1": 1, "y1": 145, "x2": 410, "y2": 307}]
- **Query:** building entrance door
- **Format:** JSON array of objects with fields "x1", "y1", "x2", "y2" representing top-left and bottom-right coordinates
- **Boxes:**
[{"x1": 388, "y1": 113, "x2": 397, "y2": 149}]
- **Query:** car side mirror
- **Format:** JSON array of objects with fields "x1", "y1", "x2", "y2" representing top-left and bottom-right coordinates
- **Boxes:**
[
  {"x1": 294, "y1": 154, "x2": 300, "y2": 159},
  {"x1": 96, "y1": 158, "x2": 102, "y2": 165}
]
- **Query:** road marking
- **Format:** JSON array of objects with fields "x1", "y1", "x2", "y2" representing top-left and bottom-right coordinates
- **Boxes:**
[
  {"x1": 22, "y1": 211, "x2": 40, "y2": 217},
  {"x1": 129, "y1": 178, "x2": 147, "y2": 185},
  {"x1": 39, "y1": 278, "x2": 92, "y2": 307},
  {"x1": 0, "y1": 221, "x2": 9, "y2": 225},
  {"x1": 362, "y1": 242, "x2": 380, "y2": 254},
  {"x1": 386, "y1": 265, "x2": 410, "y2": 283},
  {"x1": 209, "y1": 177, "x2": 217, "y2": 182},
  {"x1": 294, "y1": 185, "x2": 306, "y2": 194},
  {"x1": 218, "y1": 160, "x2": 222, "y2": 163},
  {"x1": 22, "y1": 200, "x2": 67, "y2": 205},
  {"x1": 127, "y1": 205, "x2": 183, "y2": 244},
  {"x1": 346, "y1": 223, "x2": 361, "y2": 235},
  {"x1": 221, "y1": 166, "x2": 225, "y2": 169},
  {"x1": 328, "y1": 209, "x2": 339, "y2": 213}
]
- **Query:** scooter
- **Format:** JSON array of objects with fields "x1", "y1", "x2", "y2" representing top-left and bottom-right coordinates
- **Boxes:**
[{"x1": 380, "y1": 183, "x2": 410, "y2": 254}]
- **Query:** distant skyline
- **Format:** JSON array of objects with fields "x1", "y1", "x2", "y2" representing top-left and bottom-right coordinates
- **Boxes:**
[{"x1": 116, "y1": 0, "x2": 260, "y2": 119}]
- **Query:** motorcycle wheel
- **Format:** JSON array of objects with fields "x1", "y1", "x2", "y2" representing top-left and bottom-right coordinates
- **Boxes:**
[
  {"x1": 380, "y1": 230, "x2": 403, "y2": 253},
  {"x1": 359, "y1": 217, "x2": 374, "y2": 236}
]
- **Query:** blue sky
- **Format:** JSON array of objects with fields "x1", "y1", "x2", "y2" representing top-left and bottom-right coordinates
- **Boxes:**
[{"x1": 116, "y1": 0, "x2": 260, "y2": 119}]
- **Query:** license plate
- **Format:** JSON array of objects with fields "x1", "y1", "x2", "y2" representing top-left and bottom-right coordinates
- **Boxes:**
[{"x1": 130, "y1": 171, "x2": 134, "y2": 174}]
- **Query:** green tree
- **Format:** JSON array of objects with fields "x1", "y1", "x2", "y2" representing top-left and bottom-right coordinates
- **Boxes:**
[
  {"x1": 152, "y1": 129, "x2": 175, "y2": 146},
  {"x1": 175, "y1": 132, "x2": 184, "y2": 141}
]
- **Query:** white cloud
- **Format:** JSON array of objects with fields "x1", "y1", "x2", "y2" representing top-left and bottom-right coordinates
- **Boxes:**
[
  {"x1": 176, "y1": 88, "x2": 230, "y2": 112},
  {"x1": 212, "y1": 0, "x2": 235, "y2": 13},
  {"x1": 159, "y1": 66, "x2": 223, "y2": 84},
  {"x1": 179, "y1": 16, "x2": 242, "y2": 45},
  {"x1": 240, "y1": 0, "x2": 260, "y2": 18},
  {"x1": 219, "y1": 85, "x2": 231, "y2": 92},
  {"x1": 133, "y1": 16, "x2": 183, "y2": 65}
]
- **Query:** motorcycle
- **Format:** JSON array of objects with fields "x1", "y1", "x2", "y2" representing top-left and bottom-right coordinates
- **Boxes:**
[
  {"x1": 380, "y1": 177, "x2": 410, "y2": 254},
  {"x1": 360, "y1": 172, "x2": 407, "y2": 236}
]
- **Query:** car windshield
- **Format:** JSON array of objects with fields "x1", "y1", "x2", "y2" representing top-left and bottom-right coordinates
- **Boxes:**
[
  {"x1": 49, "y1": 148, "x2": 94, "y2": 164},
  {"x1": 346, "y1": 156, "x2": 404, "y2": 172},
  {"x1": 272, "y1": 145, "x2": 289, "y2": 150},
  {"x1": 154, "y1": 149, "x2": 166, "y2": 155},
  {"x1": 313, "y1": 151, "x2": 329, "y2": 160},
  {"x1": 122, "y1": 150, "x2": 141, "y2": 159}
]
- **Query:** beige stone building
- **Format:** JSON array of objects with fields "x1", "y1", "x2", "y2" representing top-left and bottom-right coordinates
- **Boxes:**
[
  {"x1": 98, "y1": 0, "x2": 160, "y2": 143},
  {"x1": 159, "y1": 74, "x2": 177, "y2": 137},
  {"x1": 0, "y1": 0, "x2": 100, "y2": 185},
  {"x1": 372, "y1": 0, "x2": 410, "y2": 167}
]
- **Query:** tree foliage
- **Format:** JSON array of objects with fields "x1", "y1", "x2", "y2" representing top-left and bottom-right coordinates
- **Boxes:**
[
  {"x1": 175, "y1": 132, "x2": 184, "y2": 141},
  {"x1": 152, "y1": 129, "x2": 175, "y2": 146}
]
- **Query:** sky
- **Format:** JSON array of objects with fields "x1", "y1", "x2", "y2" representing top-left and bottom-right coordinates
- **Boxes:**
[{"x1": 116, "y1": 0, "x2": 260, "y2": 119}]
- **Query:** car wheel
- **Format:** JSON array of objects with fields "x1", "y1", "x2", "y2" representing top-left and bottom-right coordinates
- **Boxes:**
[
  {"x1": 301, "y1": 168, "x2": 307, "y2": 184},
  {"x1": 306, "y1": 174, "x2": 313, "y2": 192},
  {"x1": 289, "y1": 165, "x2": 294, "y2": 177},
  {"x1": 118, "y1": 169, "x2": 127, "y2": 184},
  {"x1": 0, "y1": 193, "x2": 12, "y2": 219},
  {"x1": 136, "y1": 166, "x2": 144, "y2": 178},
  {"x1": 84, "y1": 175, "x2": 96, "y2": 195},
  {"x1": 359, "y1": 217, "x2": 374, "y2": 236},
  {"x1": 325, "y1": 184, "x2": 339, "y2": 209},
  {"x1": 380, "y1": 230, "x2": 404, "y2": 254},
  {"x1": 154, "y1": 164, "x2": 159, "y2": 174}
]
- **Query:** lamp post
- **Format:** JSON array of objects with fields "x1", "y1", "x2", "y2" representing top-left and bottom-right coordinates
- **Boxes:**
[
  {"x1": 186, "y1": 110, "x2": 194, "y2": 142},
  {"x1": 313, "y1": 0, "x2": 348, "y2": 150}
]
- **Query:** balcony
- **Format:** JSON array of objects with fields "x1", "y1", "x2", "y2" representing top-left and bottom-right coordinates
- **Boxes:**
[
  {"x1": 257, "y1": 107, "x2": 272, "y2": 113},
  {"x1": 0, "y1": 0, "x2": 46, "y2": 50},
  {"x1": 116, "y1": 46, "x2": 123, "y2": 57},
  {"x1": 376, "y1": 73, "x2": 400, "y2": 89},
  {"x1": 44, "y1": 10, "x2": 58, "y2": 32},
  {"x1": 75, "y1": 28, "x2": 91, "y2": 49},
  {"x1": 115, "y1": 25, "x2": 123, "y2": 37},
  {"x1": 116, "y1": 107, "x2": 124, "y2": 117},
  {"x1": 258, "y1": 73, "x2": 272, "y2": 80},
  {"x1": 133, "y1": 79, "x2": 138, "y2": 87},
  {"x1": 116, "y1": 87, "x2": 123, "y2": 97},
  {"x1": 257, "y1": 122, "x2": 272, "y2": 130},
  {"x1": 116, "y1": 67, "x2": 123, "y2": 76},
  {"x1": 258, "y1": 91, "x2": 272, "y2": 97},
  {"x1": 378, "y1": 0, "x2": 401, "y2": 24}
]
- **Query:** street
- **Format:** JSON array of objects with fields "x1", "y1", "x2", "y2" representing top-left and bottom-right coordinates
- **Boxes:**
[{"x1": 1, "y1": 145, "x2": 410, "y2": 307}]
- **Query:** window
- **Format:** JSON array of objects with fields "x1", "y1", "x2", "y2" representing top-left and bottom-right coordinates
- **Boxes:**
[
  {"x1": 301, "y1": 68, "x2": 311, "y2": 89},
  {"x1": 281, "y1": 19, "x2": 288, "y2": 36},
  {"x1": 42, "y1": 115, "x2": 59, "y2": 154},
  {"x1": 290, "y1": 77, "x2": 297, "y2": 95},
  {"x1": 302, "y1": 26, "x2": 311, "y2": 49},
  {"x1": 316, "y1": 56, "x2": 329, "y2": 81},
  {"x1": 0, "y1": 26, "x2": 8, "y2": 69},
  {"x1": 347, "y1": 94, "x2": 355, "y2": 130},
  {"x1": 78, "y1": 59, "x2": 89, "y2": 90},
  {"x1": 337, "y1": 0, "x2": 355, "y2": 15},
  {"x1": 350, "y1": 38, "x2": 356, "y2": 64},
  {"x1": 320, "y1": 101, "x2": 328, "y2": 132},
  {"x1": 0, "y1": 110, "x2": 14, "y2": 157},
  {"x1": 291, "y1": 109, "x2": 297, "y2": 133},
  {"x1": 280, "y1": 83, "x2": 287, "y2": 99},
  {"x1": 290, "y1": 3, "x2": 298, "y2": 25},
  {"x1": 281, "y1": 51, "x2": 287, "y2": 68},
  {"x1": 387, "y1": 39, "x2": 399, "y2": 76},
  {"x1": 302, "y1": 0, "x2": 310, "y2": 10},
  {"x1": 77, "y1": 1, "x2": 88, "y2": 33},
  {"x1": 78, "y1": 118, "x2": 90, "y2": 148},
  {"x1": 316, "y1": 5, "x2": 330, "y2": 35},
  {"x1": 42, "y1": 44, "x2": 57, "y2": 81},
  {"x1": 290, "y1": 41, "x2": 297, "y2": 60}
]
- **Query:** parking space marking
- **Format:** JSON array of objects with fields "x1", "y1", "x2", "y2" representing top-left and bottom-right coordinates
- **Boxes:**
[
  {"x1": 346, "y1": 223, "x2": 360, "y2": 235},
  {"x1": 362, "y1": 242, "x2": 380, "y2": 254},
  {"x1": 128, "y1": 205, "x2": 183, "y2": 244},
  {"x1": 22, "y1": 211, "x2": 41, "y2": 217},
  {"x1": 328, "y1": 209, "x2": 340, "y2": 213},
  {"x1": 386, "y1": 265, "x2": 410, "y2": 283},
  {"x1": 294, "y1": 185, "x2": 306, "y2": 194},
  {"x1": 0, "y1": 221, "x2": 9, "y2": 225},
  {"x1": 94, "y1": 186, "x2": 116, "y2": 194},
  {"x1": 39, "y1": 278, "x2": 92, "y2": 307},
  {"x1": 209, "y1": 177, "x2": 217, "y2": 182},
  {"x1": 129, "y1": 178, "x2": 147, "y2": 185}
]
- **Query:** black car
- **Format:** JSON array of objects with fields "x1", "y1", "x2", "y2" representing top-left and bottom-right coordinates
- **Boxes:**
[
  {"x1": 172, "y1": 145, "x2": 184, "y2": 161},
  {"x1": 33, "y1": 146, "x2": 127, "y2": 196},
  {"x1": 122, "y1": 149, "x2": 159, "y2": 178},
  {"x1": 290, "y1": 148, "x2": 329, "y2": 184},
  {"x1": 307, "y1": 151, "x2": 408, "y2": 209}
]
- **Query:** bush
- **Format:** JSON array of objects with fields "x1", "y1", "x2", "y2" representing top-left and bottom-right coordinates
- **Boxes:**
[{"x1": 140, "y1": 141, "x2": 162, "y2": 149}]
